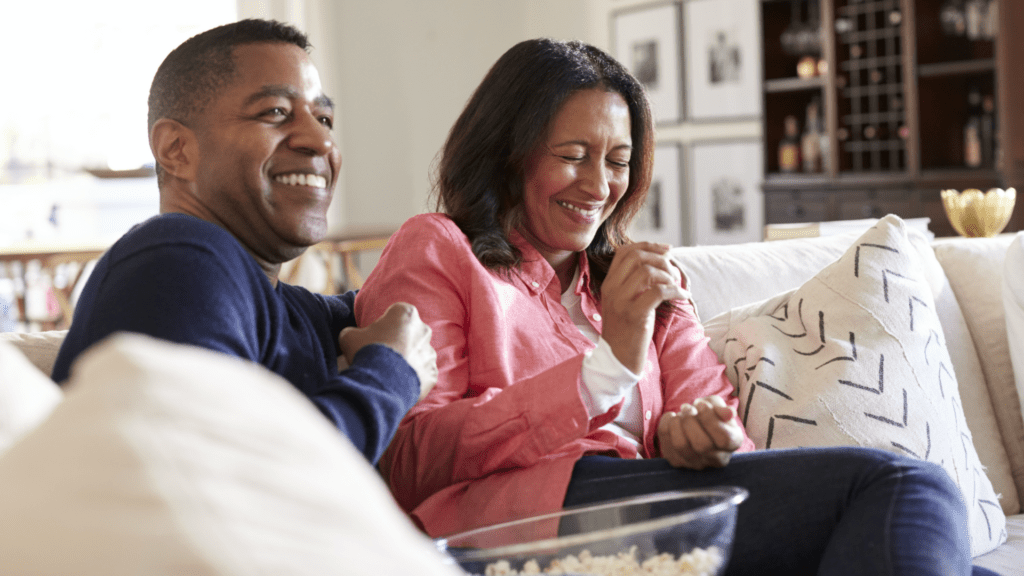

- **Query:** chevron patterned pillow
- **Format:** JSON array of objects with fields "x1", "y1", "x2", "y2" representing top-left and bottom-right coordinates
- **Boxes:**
[{"x1": 720, "y1": 214, "x2": 1005, "y2": 557}]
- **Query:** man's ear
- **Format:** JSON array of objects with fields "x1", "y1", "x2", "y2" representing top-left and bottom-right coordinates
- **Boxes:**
[{"x1": 150, "y1": 118, "x2": 198, "y2": 182}]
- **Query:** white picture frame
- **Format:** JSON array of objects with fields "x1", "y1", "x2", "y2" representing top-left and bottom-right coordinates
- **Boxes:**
[
  {"x1": 630, "y1": 143, "x2": 683, "y2": 245},
  {"x1": 612, "y1": 2, "x2": 683, "y2": 125},
  {"x1": 689, "y1": 140, "x2": 764, "y2": 245},
  {"x1": 683, "y1": 0, "x2": 762, "y2": 121}
]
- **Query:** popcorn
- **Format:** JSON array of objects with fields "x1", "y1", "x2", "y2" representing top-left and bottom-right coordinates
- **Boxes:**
[{"x1": 479, "y1": 545, "x2": 723, "y2": 576}]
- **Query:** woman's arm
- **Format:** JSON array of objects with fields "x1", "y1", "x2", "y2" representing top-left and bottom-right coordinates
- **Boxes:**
[
  {"x1": 653, "y1": 295, "x2": 756, "y2": 465},
  {"x1": 354, "y1": 215, "x2": 599, "y2": 512}
]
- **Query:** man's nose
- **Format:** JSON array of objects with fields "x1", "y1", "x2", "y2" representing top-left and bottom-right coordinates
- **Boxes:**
[{"x1": 287, "y1": 110, "x2": 335, "y2": 156}]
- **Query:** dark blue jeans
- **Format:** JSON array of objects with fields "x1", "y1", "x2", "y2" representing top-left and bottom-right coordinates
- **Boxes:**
[{"x1": 564, "y1": 447, "x2": 997, "y2": 576}]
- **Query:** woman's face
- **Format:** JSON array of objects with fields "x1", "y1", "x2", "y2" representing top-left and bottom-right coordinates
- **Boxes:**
[{"x1": 519, "y1": 88, "x2": 632, "y2": 274}]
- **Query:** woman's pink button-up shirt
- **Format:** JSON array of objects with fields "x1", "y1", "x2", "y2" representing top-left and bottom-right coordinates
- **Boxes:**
[{"x1": 354, "y1": 213, "x2": 753, "y2": 537}]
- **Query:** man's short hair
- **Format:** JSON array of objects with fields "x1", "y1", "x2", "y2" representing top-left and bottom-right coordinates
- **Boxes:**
[{"x1": 147, "y1": 19, "x2": 310, "y2": 181}]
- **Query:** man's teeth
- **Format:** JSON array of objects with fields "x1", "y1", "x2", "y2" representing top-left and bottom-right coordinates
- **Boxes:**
[
  {"x1": 275, "y1": 174, "x2": 328, "y2": 188},
  {"x1": 557, "y1": 201, "x2": 599, "y2": 216}
]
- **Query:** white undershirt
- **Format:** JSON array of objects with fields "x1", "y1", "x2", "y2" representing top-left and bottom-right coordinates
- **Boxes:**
[{"x1": 561, "y1": 269, "x2": 644, "y2": 448}]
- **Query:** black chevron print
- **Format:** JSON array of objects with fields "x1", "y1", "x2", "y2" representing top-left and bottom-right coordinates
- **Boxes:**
[
  {"x1": 864, "y1": 388, "x2": 908, "y2": 427},
  {"x1": 854, "y1": 242, "x2": 899, "y2": 277},
  {"x1": 838, "y1": 354, "x2": 884, "y2": 394},
  {"x1": 765, "y1": 414, "x2": 817, "y2": 448},
  {"x1": 892, "y1": 422, "x2": 931, "y2": 459},
  {"x1": 924, "y1": 330, "x2": 941, "y2": 366},
  {"x1": 743, "y1": 380, "x2": 794, "y2": 426},
  {"x1": 881, "y1": 269, "x2": 910, "y2": 303},
  {"x1": 908, "y1": 296, "x2": 928, "y2": 332}
]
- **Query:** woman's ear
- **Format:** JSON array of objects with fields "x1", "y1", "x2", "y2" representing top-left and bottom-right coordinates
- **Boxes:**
[{"x1": 150, "y1": 118, "x2": 198, "y2": 182}]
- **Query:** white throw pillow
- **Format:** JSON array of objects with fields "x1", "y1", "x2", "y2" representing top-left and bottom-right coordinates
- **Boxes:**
[
  {"x1": 1004, "y1": 232, "x2": 1024, "y2": 429},
  {"x1": 0, "y1": 340, "x2": 62, "y2": 454},
  {"x1": 0, "y1": 333, "x2": 461, "y2": 576},
  {"x1": 716, "y1": 215, "x2": 1006, "y2": 557}
]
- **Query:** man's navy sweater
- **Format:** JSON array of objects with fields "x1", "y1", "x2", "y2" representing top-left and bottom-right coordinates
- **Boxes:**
[{"x1": 52, "y1": 213, "x2": 418, "y2": 464}]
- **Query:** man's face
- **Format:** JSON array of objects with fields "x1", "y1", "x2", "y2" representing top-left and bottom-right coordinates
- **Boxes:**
[{"x1": 190, "y1": 42, "x2": 341, "y2": 264}]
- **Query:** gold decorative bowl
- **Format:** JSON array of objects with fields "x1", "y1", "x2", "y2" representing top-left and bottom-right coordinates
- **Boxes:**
[{"x1": 940, "y1": 188, "x2": 1016, "y2": 237}]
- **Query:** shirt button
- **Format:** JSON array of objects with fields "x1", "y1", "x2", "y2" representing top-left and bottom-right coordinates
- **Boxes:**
[
  {"x1": 592, "y1": 313, "x2": 602, "y2": 322},
  {"x1": 531, "y1": 281, "x2": 540, "y2": 288},
  {"x1": 645, "y1": 410, "x2": 652, "y2": 420}
]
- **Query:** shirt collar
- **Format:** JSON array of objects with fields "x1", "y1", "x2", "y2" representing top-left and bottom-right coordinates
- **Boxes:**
[{"x1": 509, "y1": 228, "x2": 593, "y2": 297}]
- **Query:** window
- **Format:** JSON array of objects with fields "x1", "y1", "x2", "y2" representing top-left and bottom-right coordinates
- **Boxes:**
[{"x1": 1, "y1": 1, "x2": 237, "y2": 183}]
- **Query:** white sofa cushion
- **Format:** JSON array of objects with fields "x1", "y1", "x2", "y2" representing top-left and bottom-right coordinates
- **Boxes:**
[
  {"x1": 676, "y1": 223, "x2": 1019, "y2": 517},
  {"x1": 0, "y1": 329, "x2": 68, "y2": 377},
  {"x1": 0, "y1": 333, "x2": 461, "y2": 576},
  {"x1": 0, "y1": 340, "x2": 62, "y2": 455},
  {"x1": 933, "y1": 235, "x2": 1024, "y2": 513},
  {"x1": 1004, "y1": 232, "x2": 1024, "y2": 447},
  {"x1": 707, "y1": 215, "x2": 1005, "y2": 556}
]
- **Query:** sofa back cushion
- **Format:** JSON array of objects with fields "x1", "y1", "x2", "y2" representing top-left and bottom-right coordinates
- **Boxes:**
[
  {"x1": 933, "y1": 234, "x2": 1024, "y2": 512},
  {"x1": 1005, "y1": 233, "x2": 1024, "y2": 449},
  {"x1": 0, "y1": 330, "x2": 68, "y2": 377},
  {"x1": 0, "y1": 340, "x2": 62, "y2": 455}
]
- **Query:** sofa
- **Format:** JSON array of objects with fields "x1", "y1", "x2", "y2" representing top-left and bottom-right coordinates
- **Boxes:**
[{"x1": 0, "y1": 215, "x2": 1021, "y2": 574}]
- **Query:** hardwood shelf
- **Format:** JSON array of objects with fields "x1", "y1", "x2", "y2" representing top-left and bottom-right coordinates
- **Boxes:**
[
  {"x1": 918, "y1": 59, "x2": 996, "y2": 78},
  {"x1": 765, "y1": 76, "x2": 825, "y2": 94}
]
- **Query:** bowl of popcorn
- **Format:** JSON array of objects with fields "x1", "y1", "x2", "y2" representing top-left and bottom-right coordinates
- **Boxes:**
[{"x1": 436, "y1": 487, "x2": 748, "y2": 576}]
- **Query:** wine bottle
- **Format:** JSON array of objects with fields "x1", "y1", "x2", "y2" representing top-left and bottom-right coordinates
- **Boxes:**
[
  {"x1": 981, "y1": 94, "x2": 995, "y2": 167},
  {"x1": 964, "y1": 86, "x2": 983, "y2": 168},
  {"x1": 802, "y1": 98, "x2": 822, "y2": 172},
  {"x1": 779, "y1": 115, "x2": 801, "y2": 173}
]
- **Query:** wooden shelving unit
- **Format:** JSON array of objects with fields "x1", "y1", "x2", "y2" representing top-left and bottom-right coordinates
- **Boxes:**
[{"x1": 760, "y1": 0, "x2": 1023, "y2": 238}]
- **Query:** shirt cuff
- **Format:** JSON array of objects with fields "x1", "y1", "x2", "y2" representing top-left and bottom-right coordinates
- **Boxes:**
[{"x1": 579, "y1": 337, "x2": 641, "y2": 418}]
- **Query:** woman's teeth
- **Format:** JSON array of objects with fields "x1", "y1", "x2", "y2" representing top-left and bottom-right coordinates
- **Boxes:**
[
  {"x1": 275, "y1": 173, "x2": 328, "y2": 188},
  {"x1": 557, "y1": 200, "x2": 599, "y2": 217}
]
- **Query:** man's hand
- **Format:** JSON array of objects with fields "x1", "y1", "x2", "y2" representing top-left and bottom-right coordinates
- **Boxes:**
[
  {"x1": 657, "y1": 395, "x2": 744, "y2": 470},
  {"x1": 338, "y1": 302, "x2": 438, "y2": 401}
]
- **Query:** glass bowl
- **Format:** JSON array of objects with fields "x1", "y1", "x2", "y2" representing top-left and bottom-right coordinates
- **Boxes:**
[{"x1": 436, "y1": 487, "x2": 748, "y2": 576}]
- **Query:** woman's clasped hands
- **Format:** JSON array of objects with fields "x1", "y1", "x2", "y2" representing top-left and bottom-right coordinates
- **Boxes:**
[{"x1": 599, "y1": 241, "x2": 743, "y2": 470}]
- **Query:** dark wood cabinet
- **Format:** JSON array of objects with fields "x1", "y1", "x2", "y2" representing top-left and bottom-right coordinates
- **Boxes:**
[{"x1": 760, "y1": 0, "x2": 1023, "y2": 238}]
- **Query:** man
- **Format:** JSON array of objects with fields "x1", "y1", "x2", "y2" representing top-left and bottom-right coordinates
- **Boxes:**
[{"x1": 52, "y1": 19, "x2": 436, "y2": 465}]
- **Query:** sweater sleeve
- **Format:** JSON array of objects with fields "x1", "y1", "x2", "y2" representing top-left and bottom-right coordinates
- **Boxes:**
[{"x1": 310, "y1": 290, "x2": 420, "y2": 464}]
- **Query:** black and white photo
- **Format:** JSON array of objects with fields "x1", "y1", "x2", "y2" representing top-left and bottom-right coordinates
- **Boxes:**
[
  {"x1": 612, "y1": 2, "x2": 683, "y2": 124},
  {"x1": 685, "y1": 0, "x2": 761, "y2": 120},
  {"x1": 690, "y1": 140, "x2": 763, "y2": 245}
]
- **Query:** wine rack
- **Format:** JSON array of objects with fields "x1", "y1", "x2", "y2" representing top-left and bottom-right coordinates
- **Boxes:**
[
  {"x1": 759, "y1": 0, "x2": 1024, "y2": 238},
  {"x1": 834, "y1": 0, "x2": 905, "y2": 172}
]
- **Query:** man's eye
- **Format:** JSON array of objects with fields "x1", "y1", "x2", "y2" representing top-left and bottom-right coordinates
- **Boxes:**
[
  {"x1": 319, "y1": 116, "x2": 334, "y2": 129},
  {"x1": 262, "y1": 107, "x2": 289, "y2": 119},
  {"x1": 608, "y1": 159, "x2": 630, "y2": 168},
  {"x1": 559, "y1": 155, "x2": 585, "y2": 162}
]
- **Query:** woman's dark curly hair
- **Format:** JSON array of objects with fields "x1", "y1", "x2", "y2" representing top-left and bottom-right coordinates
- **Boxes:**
[{"x1": 433, "y1": 38, "x2": 655, "y2": 296}]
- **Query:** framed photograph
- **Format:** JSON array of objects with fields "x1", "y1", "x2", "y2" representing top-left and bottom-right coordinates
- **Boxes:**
[
  {"x1": 683, "y1": 0, "x2": 762, "y2": 120},
  {"x1": 689, "y1": 140, "x2": 763, "y2": 245},
  {"x1": 630, "y1": 143, "x2": 683, "y2": 245},
  {"x1": 612, "y1": 2, "x2": 683, "y2": 125}
]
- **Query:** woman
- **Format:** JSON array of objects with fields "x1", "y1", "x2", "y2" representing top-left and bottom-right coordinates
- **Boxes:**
[{"x1": 354, "y1": 39, "x2": 989, "y2": 575}]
